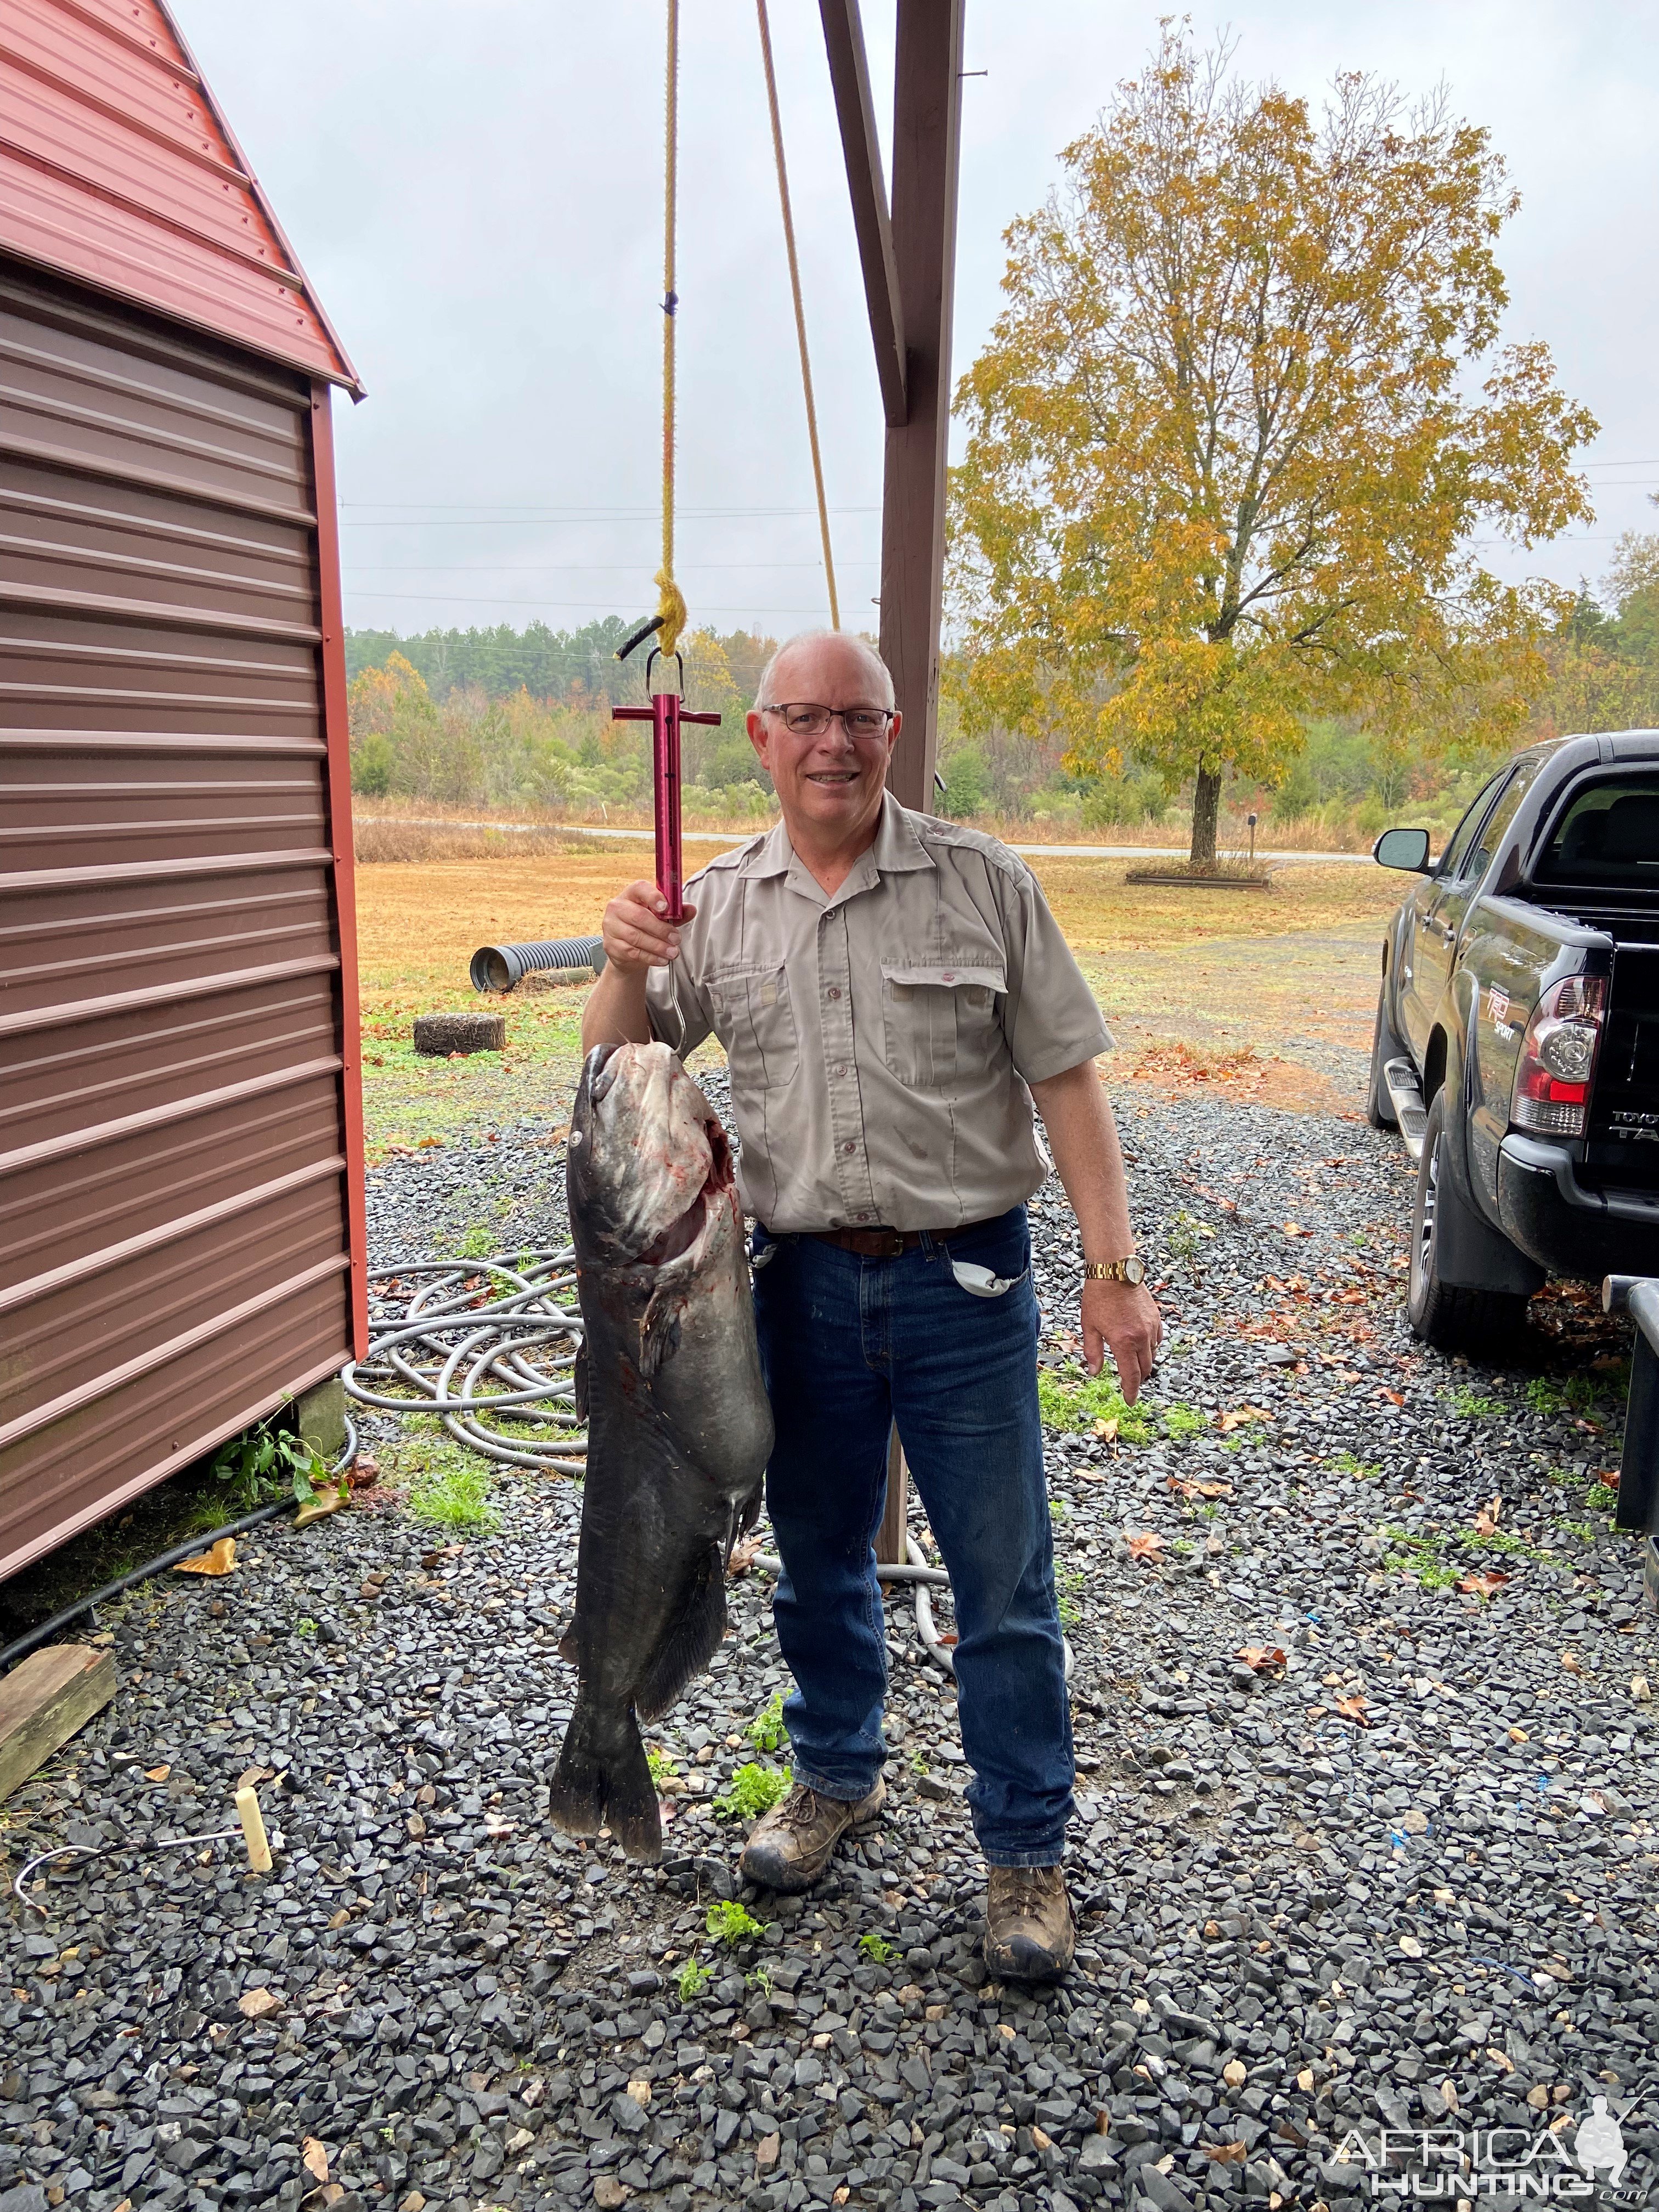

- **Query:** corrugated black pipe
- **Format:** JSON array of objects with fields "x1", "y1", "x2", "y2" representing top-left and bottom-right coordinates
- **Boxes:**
[{"x1": 470, "y1": 936, "x2": 606, "y2": 992}]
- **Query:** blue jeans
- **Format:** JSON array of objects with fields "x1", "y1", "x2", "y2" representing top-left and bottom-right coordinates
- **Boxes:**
[{"x1": 752, "y1": 1206, "x2": 1073, "y2": 1866}]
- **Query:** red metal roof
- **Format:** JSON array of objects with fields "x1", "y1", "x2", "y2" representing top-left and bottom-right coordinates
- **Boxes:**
[{"x1": 0, "y1": 0, "x2": 361, "y2": 392}]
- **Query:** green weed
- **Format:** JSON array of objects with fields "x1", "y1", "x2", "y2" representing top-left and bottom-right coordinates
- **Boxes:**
[
  {"x1": 294, "y1": 1616, "x2": 318, "y2": 1638},
  {"x1": 1381, "y1": 1529, "x2": 1457, "y2": 1588},
  {"x1": 211, "y1": 1415, "x2": 326, "y2": 1508},
  {"x1": 1037, "y1": 1363, "x2": 1201, "y2": 1447},
  {"x1": 1555, "y1": 1519, "x2": 1595, "y2": 1543},
  {"x1": 1526, "y1": 1374, "x2": 1597, "y2": 1418},
  {"x1": 1449, "y1": 1389, "x2": 1503, "y2": 1419},
  {"x1": 747, "y1": 1692, "x2": 786, "y2": 1753},
  {"x1": 746, "y1": 1966, "x2": 773, "y2": 1996},
  {"x1": 408, "y1": 1460, "x2": 498, "y2": 1533},
  {"x1": 713, "y1": 1763, "x2": 790, "y2": 1823},
  {"x1": 706, "y1": 1900, "x2": 766, "y2": 1946},
  {"x1": 858, "y1": 1932, "x2": 901, "y2": 1965},
  {"x1": 909, "y1": 1748, "x2": 928, "y2": 1775},
  {"x1": 1326, "y1": 1450, "x2": 1381, "y2": 1480},
  {"x1": 1585, "y1": 1483, "x2": 1618, "y2": 1512},
  {"x1": 459, "y1": 1223, "x2": 495, "y2": 1260},
  {"x1": 646, "y1": 1748, "x2": 678, "y2": 1788},
  {"x1": 675, "y1": 1958, "x2": 710, "y2": 2001}
]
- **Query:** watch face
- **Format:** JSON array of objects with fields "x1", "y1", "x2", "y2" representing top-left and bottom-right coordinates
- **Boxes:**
[{"x1": 1124, "y1": 1256, "x2": 1146, "y2": 1284}]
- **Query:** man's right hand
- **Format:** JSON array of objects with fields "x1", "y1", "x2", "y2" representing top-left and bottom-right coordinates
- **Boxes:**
[{"x1": 601, "y1": 879, "x2": 698, "y2": 973}]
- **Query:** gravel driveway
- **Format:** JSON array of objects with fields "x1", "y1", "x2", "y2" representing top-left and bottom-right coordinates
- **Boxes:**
[{"x1": 3, "y1": 1084, "x2": 1654, "y2": 2212}]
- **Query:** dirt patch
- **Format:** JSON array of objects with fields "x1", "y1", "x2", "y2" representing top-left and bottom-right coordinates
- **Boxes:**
[{"x1": 1114, "y1": 1038, "x2": 1355, "y2": 1116}]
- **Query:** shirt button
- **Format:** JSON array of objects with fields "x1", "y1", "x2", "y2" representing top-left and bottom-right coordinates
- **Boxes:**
[
  {"x1": 832, "y1": 1062, "x2": 848, "y2": 1077},
  {"x1": 856, "y1": 1210, "x2": 872, "y2": 1222},
  {"x1": 826, "y1": 986, "x2": 843, "y2": 1001},
  {"x1": 841, "y1": 1141, "x2": 856, "y2": 1156}
]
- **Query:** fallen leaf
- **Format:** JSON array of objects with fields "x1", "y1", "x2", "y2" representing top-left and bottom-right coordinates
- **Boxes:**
[
  {"x1": 1472, "y1": 1493, "x2": 1503, "y2": 1537},
  {"x1": 1458, "y1": 1571, "x2": 1510, "y2": 1599},
  {"x1": 1335, "y1": 1694, "x2": 1370, "y2": 1725},
  {"x1": 1126, "y1": 1531, "x2": 1165, "y2": 1562},
  {"x1": 1376, "y1": 1387, "x2": 1406, "y2": 1406},
  {"x1": 174, "y1": 1537, "x2": 236, "y2": 1577},
  {"x1": 238, "y1": 1988, "x2": 283, "y2": 2021},
  {"x1": 301, "y1": 2138, "x2": 331, "y2": 2185},
  {"x1": 294, "y1": 1487, "x2": 344, "y2": 1530},
  {"x1": 1561, "y1": 1651, "x2": 1583, "y2": 1675},
  {"x1": 143, "y1": 1764, "x2": 171, "y2": 1782},
  {"x1": 236, "y1": 1764, "x2": 274, "y2": 1790},
  {"x1": 1093, "y1": 1416, "x2": 1119, "y2": 1442},
  {"x1": 726, "y1": 1534, "x2": 763, "y2": 1580},
  {"x1": 1204, "y1": 2142, "x2": 1249, "y2": 2165},
  {"x1": 1282, "y1": 1221, "x2": 1311, "y2": 1237},
  {"x1": 1234, "y1": 1646, "x2": 1288, "y2": 1673},
  {"x1": 1508, "y1": 1725, "x2": 1530, "y2": 1743},
  {"x1": 1222, "y1": 2058, "x2": 1248, "y2": 2088}
]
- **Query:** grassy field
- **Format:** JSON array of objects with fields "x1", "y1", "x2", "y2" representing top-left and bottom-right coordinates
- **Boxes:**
[{"x1": 354, "y1": 843, "x2": 1402, "y2": 1154}]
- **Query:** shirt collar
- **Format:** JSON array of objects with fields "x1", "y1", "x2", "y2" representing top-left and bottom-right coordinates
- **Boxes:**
[{"x1": 737, "y1": 792, "x2": 938, "y2": 884}]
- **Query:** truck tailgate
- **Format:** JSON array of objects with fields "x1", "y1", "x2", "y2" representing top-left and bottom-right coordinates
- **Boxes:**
[{"x1": 1588, "y1": 943, "x2": 1659, "y2": 1188}]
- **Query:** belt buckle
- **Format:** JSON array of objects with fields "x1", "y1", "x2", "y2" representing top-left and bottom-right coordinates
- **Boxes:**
[{"x1": 878, "y1": 1229, "x2": 906, "y2": 1258}]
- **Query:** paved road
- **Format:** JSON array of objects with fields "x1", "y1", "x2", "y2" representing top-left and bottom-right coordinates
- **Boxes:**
[{"x1": 379, "y1": 817, "x2": 1374, "y2": 867}]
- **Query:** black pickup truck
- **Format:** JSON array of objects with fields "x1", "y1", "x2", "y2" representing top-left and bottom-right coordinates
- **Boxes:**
[{"x1": 1368, "y1": 732, "x2": 1659, "y2": 1350}]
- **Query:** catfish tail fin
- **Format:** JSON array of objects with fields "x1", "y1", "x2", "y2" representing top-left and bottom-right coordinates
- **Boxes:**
[{"x1": 548, "y1": 1699, "x2": 661, "y2": 1863}]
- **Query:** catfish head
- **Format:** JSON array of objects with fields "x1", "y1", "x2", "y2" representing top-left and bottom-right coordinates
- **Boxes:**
[{"x1": 568, "y1": 1040, "x2": 734, "y2": 1274}]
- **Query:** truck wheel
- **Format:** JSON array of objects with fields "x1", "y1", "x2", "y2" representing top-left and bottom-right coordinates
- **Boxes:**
[
  {"x1": 1366, "y1": 983, "x2": 1403, "y2": 1128},
  {"x1": 1407, "y1": 1098, "x2": 1531, "y2": 1353}
]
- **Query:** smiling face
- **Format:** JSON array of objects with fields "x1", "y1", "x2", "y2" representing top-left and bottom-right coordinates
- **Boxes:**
[{"x1": 746, "y1": 633, "x2": 900, "y2": 846}]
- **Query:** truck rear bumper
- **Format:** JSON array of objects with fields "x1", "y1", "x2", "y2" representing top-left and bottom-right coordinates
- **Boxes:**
[{"x1": 1498, "y1": 1133, "x2": 1659, "y2": 1280}]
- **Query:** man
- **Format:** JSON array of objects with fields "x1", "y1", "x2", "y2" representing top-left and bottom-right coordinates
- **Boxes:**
[{"x1": 583, "y1": 630, "x2": 1160, "y2": 1980}]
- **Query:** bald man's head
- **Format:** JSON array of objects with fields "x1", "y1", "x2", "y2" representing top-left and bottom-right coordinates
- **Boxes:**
[{"x1": 755, "y1": 630, "x2": 895, "y2": 713}]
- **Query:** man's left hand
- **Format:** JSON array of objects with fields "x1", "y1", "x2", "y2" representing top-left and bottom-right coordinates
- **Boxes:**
[{"x1": 1082, "y1": 1278, "x2": 1162, "y2": 1402}]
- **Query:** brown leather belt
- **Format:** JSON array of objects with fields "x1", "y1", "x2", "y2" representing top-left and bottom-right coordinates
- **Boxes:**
[{"x1": 809, "y1": 1218, "x2": 999, "y2": 1259}]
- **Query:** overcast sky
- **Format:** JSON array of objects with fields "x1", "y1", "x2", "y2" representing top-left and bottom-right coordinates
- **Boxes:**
[{"x1": 183, "y1": 0, "x2": 1659, "y2": 642}]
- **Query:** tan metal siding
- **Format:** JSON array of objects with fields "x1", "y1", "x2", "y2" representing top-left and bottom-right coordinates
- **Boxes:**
[{"x1": 0, "y1": 263, "x2": 354, "y2": 1578}]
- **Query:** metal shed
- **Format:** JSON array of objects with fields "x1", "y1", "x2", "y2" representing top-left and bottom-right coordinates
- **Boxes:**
[{"x1": 0, "y1": 0, "x2": 366, "y2": 1580}]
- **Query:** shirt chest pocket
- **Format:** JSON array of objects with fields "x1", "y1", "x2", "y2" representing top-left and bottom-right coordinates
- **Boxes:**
[
  {"x1": 707, "y1": 963, "x2": 800, "y2": 1090},
  {"x1": 880, "y1": 961, "x2": 1005, "y2": 1091}
]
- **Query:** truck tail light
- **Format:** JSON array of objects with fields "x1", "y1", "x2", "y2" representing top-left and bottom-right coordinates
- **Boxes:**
[{"x1": 1511, "y1": 974, "x2": 1607, "y2": 1137}]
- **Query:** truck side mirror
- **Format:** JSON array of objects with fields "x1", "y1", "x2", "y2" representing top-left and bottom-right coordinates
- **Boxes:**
[{"x1": 1374, "y1": 827, "x2": 1432, "y2": 872}]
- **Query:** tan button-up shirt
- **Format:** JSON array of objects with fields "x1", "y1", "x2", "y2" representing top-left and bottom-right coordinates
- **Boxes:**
[{"x1": 645, "y1": 794, "x2": 1113, "y2": 1231}]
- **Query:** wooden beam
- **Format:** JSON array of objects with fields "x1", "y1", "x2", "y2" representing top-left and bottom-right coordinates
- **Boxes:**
[
  {"x1": 878, "y1": 0, "x2": 964, "y2": 815},
  {"x1": 0, "y1": 1644, "x2": 117, "y2": 1803},
  {"x1": 820, "y1": 0, "x2": 907, "y2": 429}
]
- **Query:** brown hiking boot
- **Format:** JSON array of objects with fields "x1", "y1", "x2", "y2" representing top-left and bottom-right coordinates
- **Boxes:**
[
  {"x1": 983, "y1": 1864, "x2": 1075, "y2": 1983},
  {"x1": 738, "y1": 1778, "x2": 885, "y2": 1894}
]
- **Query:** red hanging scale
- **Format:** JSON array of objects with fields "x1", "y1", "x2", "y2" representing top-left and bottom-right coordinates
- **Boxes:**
[{"x1": 611, "y1": 631, "x2": 719, "y2": 926}]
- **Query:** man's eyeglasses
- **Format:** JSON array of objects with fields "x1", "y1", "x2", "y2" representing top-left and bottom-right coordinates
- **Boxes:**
[{"x1": 760, "y1": 703, "x2": 895, "y2": 738}]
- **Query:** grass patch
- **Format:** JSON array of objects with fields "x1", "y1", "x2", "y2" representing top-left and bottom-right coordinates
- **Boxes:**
[
  {"x1": 1037, "y1": 1362, "x2": 1201, "y2": 1445},
  {"x1": 1326, "y1": 1449, "x2": 1381, "y2": 1481},
  {"x1": 1058, "y1": 1568, "x2": 1085, "y2": 1628},
  {"x1": 1525, "y1": 1374, "x2": 1598, "y2": 1419},
  {"x1": 713, "y1": 1763, "x2": 790, "y2": 1822},
  {"x1": 646, "y1": 1749, "x2": 678, "y2": 1788},
  {"x1": 706, "y1": 1900, "x2": 767, "y2": 1947},
  {"x1": 408, "y1": 1458, "x2": 498, "y2": 1533},
  {"x1": 675, "y1": 1958, "x2": 710, "y2": 2001},
  {"x1": 459, "y1": 1223, "x2": 496, "y2": 1260},
  {"x1": 858, "y1": 1932, "x2": 901, "y2": 1965},
  {"x1": 1380, "y1": 1529, "x2": 1459, "y2": 1589},
  {"x1": 1585, "y1": 1482, "x2": 1618, "y2": 1512}
]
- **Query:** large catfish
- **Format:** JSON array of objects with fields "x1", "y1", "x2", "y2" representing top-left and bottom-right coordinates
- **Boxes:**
[{"x1": 549, "y1": 1041, "x2": 773, "y2": 1860}]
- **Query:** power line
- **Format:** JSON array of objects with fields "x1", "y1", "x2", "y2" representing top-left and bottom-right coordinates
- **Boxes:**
[{"x1": 345, "y1": 592, "x2": 836, "y2": 613}]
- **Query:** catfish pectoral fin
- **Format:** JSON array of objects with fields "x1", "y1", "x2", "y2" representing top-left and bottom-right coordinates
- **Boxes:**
[
  {"x1": 548, "y1": 1701, "x2": 662, "y2": 1863},
  {"x1": 635, "y1": 1542, "x2": 728, "y2": 1723}
]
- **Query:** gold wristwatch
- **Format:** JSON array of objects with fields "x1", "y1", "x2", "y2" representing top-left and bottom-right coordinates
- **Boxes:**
[{"x1": 1084, "y1": 1257, "x2": 1146, "y2": 1284}]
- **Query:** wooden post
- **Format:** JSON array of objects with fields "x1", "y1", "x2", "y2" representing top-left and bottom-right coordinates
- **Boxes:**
[
  {"x1": 821, "y1": 2, "x2": 964, "y2": 1563},
  {"x1": 0, "y1": 1644, "x2": 117, "y2": 1803},
  {"x1": 878, "y1": 0, "x2": 964, "y2": 815}
]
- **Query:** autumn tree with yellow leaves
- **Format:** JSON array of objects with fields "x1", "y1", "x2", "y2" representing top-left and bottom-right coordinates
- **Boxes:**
[{"x1": 949, "y1": 28, "x2": 1599, "y2": 865}]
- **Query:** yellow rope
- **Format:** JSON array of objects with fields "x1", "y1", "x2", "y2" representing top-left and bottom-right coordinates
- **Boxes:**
[
  {"x1": 656, "y1": 0, "x2": 687, "y2": 661},
  {"x1": 755, "y1": 0, "x2": 840, "y2": 630}
]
